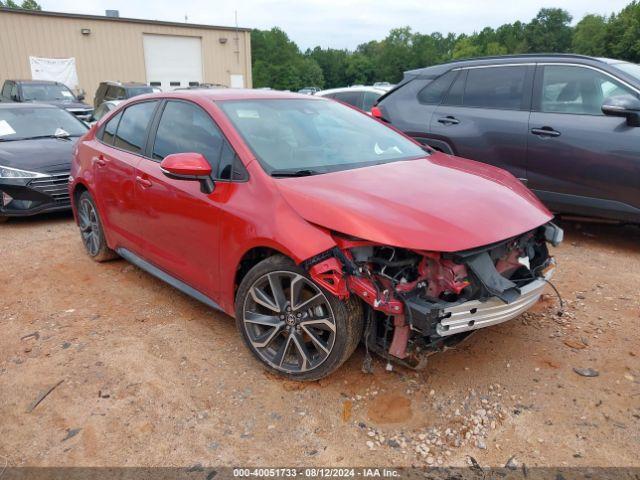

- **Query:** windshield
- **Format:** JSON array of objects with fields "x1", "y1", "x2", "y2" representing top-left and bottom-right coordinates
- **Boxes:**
[
  {"x1": 613, "y1": 62, "x2": 640, "y2": 82},
  {"x1": 0, "y1": 107, "x2": 88, "y2": 140},
  {"x1": 219, "y1": 98, "x2": 425, "y2": 175},
  {"x1": 21, "y1": 83, "x2": 77, "y2": 102}
]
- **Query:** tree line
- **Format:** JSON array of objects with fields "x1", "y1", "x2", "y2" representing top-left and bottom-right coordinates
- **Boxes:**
[{"x1": 251, "y1": 1, "x2": 640, "y2": 91}]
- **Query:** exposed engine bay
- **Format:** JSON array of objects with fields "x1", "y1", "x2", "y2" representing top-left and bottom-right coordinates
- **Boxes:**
[{"x1": 304, "y1": 222, "x2": 563, "y2": 369}]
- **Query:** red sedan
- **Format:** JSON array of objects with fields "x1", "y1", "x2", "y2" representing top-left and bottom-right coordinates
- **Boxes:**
[{"x1": 70, "y1": 89, "x2": 562, "y2": 380}]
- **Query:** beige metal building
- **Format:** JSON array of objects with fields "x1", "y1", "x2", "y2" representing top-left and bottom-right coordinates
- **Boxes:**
[{"x1": 0, "y1": 7, "x2": 252, "y2": 104}]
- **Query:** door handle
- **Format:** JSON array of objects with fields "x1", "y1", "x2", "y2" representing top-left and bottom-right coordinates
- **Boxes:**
[
  {"x1": 437, "y1": 116, "x2": 460, "y2": 125},
  {"x1": 531, "y1": 127, "x2": 561, "y2": 137},
  {"x1": 135, "y1": 176, "x2": 152, "y2": 188},
  {"x1": 95, "y1": 155, "x2": 106, "y2": 167}
]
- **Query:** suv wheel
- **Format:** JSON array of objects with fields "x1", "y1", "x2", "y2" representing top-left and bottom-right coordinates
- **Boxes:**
[
  {"x1": 77, "y1": 191, "x2": 118, "y2": 262},
  {"x1": 235, "y1": 255, "x2": 363, "y2": 381}
]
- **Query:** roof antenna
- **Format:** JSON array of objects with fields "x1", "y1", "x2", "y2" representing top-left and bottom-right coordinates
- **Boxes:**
[{"x1": 184, "y1": 13, "x2": 188, "y2": 22}]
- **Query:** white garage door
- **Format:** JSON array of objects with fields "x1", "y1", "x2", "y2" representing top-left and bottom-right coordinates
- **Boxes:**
[{"x1": 143, "y1": 34, "x2": 203, "y2": 91}]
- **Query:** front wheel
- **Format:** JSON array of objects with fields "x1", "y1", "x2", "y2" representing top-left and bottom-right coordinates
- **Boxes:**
[{"x1": 235, "y1": 255, "x2": 363, "y2": 381}]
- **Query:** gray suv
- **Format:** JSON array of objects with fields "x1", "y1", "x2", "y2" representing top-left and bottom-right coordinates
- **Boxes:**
[{"x1": 375, "y1": 54, "x2": 640, "y2": 223}]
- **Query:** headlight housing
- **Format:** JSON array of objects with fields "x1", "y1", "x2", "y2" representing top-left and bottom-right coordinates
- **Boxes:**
[{"x1": 0, "y1": 165, "x2": 50, "y2": 179}]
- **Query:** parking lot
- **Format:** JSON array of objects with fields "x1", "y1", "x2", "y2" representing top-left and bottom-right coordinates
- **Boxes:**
[{"x1": 0, "y1": 213, "x2": 638, "y2": 468}]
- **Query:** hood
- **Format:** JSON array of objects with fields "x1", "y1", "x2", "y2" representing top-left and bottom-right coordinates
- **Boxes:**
[
  {"x1": 274, "y1": 153, "x2": 553, "y2": 252},
  {"x1": 0, "y1": 137, "x2": 78, "y2": 173}
]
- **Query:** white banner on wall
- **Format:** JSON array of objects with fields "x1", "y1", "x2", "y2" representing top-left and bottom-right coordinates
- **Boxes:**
[{"x1": 29, "y1": 56, "x2": 79, "y2": 89}]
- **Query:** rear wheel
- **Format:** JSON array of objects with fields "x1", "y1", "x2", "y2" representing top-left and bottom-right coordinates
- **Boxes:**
[
  {"x1": 77, "y1": 191, "x2": 118, "y2": 262},
  {"x1": 235, "y1": 255, "x2": 363, "y2": 381}
]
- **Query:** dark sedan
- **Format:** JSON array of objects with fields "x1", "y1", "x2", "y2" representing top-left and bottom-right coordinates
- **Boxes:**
[{"x1": 0, "y1": 103, "x2": 88, "y2": 222}]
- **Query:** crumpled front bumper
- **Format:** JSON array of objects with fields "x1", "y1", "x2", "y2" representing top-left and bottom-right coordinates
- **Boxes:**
[{"x1": 436, "y1": 267, "x2": 554, "y2": 337}]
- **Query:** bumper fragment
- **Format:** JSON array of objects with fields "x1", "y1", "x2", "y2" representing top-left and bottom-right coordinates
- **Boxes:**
[{"x1": 436, "y1": 270, "x2": 553, "y2": 337}]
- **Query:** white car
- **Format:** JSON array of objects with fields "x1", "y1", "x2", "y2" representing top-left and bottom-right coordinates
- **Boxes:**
[{"x1": 315, "y1": 86, "x2": 388, "y2": 113}]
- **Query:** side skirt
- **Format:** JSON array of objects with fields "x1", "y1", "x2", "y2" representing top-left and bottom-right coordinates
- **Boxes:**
[{"x1": 116, "y1": 247, "x2": 223, "y2": 312}]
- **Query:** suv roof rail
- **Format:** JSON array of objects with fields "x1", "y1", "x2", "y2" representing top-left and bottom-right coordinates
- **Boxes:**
[{"x1": 405, "y1": 53, "x2": 604, "y2": 76}]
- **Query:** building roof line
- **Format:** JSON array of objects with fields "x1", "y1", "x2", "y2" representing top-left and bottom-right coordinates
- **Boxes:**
[{"x1": 0, "y1": 7, "x2": 251, "y2": 32}]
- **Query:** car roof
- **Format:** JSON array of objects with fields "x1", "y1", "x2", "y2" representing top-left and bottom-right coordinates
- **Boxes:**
[
  {"x1": 9, "y1": 79, "x2": 62, "y2": 85},
  {"x1": 101, "y1": 81, "x2": 150, "y2": 87},
  {"x1": 316, "y1": 86, "x2": 387, "y2": 96},
  {"x1": 132, "y1": 88, "x2": 325, "y2": 102},
  {"x1": 0, "y1": 102, "x2": 58, "y2": 109},
  {"x1": 404, "y1": 53, "x2": 613, "y2": 78}
]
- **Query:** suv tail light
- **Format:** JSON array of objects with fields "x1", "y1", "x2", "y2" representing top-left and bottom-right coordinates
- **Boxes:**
[{"x1": 370, "y1": 106, "x2": 387, "y2": 122}]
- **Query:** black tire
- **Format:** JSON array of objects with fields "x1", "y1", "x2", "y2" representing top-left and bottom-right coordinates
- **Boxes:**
[
  {"x1": 235, "y1": 255, "x2": 363, "y2": 381},
  {"x1": 77, "y1": 191, "x2": 118, "y2": 262},
  {"x1": 0, "y1": 216, "x2": 8, "y2": 223}
]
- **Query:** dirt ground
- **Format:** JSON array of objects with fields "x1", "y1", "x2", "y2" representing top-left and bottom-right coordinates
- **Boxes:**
[{"x1": 0, "y1": 212, "x2": 638, "y2": 469}]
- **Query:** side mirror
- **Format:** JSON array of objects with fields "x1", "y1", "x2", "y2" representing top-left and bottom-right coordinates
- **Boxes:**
[
  {"x1": 602, "y1": 95, "x2": 640, "y2": 127},
  {"x1": 77, "y1": 93, "x2": 86, "y2": 101},
  {"x1": 11, "y1": 94, "x2": 19, "y2": 102},
  {"x1": 160, "y1": 152, "x2": 215, "y2": 193}
]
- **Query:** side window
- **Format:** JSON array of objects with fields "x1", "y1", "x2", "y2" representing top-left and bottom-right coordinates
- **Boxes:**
[
  {"x1": 332, "y1": 91, "x2": 363, "y2": 109},
  {"x1": 463, "y1": 66, "x2": 527, "y2": 110},
  {"x1": 113, "y1": 101, "x2": 158, "y2": 154},
  {"x1": 217, "y1": 140, "x2": 248, "y2": 181},
  {"x1": 417, "y1": 71, "x2": 457, "y2": 105},
  {"x1": 152, "y1": 101, "x2": 224, "y2": 172},
  {"x1": 362, "y1": 91, "x2": 381, "y2": 112},
  {"x1": 93, "y1": 104, "x2": 108, "y2": 121},
  {"x1": 1, "y1": 82, "x2": 12, "y2": 98},
  {"x1": 105, "y1": 86, "x2": 124, "y2": 100},
  {"x1": 100, "y1": 111, "x2": 122, "y2": 145},
  {"x1": 443, "y1": 70, "x2": 466, "y2": 106},
  {"x1": 539, "y1": 65, "x2": 636, "y2": 115}
]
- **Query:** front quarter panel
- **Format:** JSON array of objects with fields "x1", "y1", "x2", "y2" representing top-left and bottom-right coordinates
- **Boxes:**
[{"x1": 216, "y1": 161, "x2": 337, "y2": 314}]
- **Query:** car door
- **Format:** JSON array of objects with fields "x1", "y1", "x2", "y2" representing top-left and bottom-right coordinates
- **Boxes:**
[
  {"x1": 428, "y1": 65, "x2": 534, "y2": 180},
  {"x1": 91, "y1": 101, "x2": 159, "y2": 250},
  {"x1": 132, "y1": 99, "x2": 234, "y2": 298},
  {"x1": 527, "y1": 64, "x2": 640, "y2": 221}
]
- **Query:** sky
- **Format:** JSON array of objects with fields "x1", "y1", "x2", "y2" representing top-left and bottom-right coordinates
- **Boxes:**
[{"x1": 43, "y1": 0, "x2": 632, "y2": 50}]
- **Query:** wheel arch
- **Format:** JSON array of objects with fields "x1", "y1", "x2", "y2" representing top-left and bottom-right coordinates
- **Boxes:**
[
  {"x1": 233, "y1": 245, "x2": 292, "y2": 300},
  {"x1": 70, "y1": 181, "x2": 91, "y2": 223}
]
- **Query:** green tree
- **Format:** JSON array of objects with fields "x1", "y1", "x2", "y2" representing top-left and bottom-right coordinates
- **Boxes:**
[
  {"x1": 573, "y1": 14, "x2": 608, "y2": 56},
  {"x1": 496, "y1": 21, "x2": 527, "y2": 53},
  {"x1": 524, "y1": 8, "x2": 573, "y2": 52},
  {"x1": 0, "y1": 0, "x2": 42, "y2": 8},
  {"x1": 306, "y1": 47, "x2": 349, "y2": 88},
  {"x1": 605, "y1": 1, "x2": 640, "y2": 62},
  {"x1": 250, "y1": 28, "x2": 324, "y2": 90},
  {"x1": 344, "y1": 53, "x2": 375, "y2": 85},
  {"x1": 452, "y1": 35, "x2": 483, "y2": 59}
]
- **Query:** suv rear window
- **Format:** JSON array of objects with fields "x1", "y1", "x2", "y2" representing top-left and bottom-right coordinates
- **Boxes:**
[{"x1": 463, "y1": 66, "x2": 527, "y2": 110}]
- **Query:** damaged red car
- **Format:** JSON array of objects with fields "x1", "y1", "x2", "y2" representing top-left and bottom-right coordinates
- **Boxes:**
[{"x1": 70, "y1": 89, "x2": 563, "y2": 380}]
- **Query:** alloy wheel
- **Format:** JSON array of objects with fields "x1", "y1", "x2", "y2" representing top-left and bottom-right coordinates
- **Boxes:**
[
  {"x1": 242, "y1": 271, "x2": 337, "y2": 374},
  {"x1": 78, "y1": 198, "x2": 101, "y2": 256}
]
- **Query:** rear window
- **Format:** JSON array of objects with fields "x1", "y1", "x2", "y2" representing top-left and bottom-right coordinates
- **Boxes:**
[
  {"x1": 463, "y1": 66, "x2": 527, "y2": 110},
  {"x1": 113, "y1": 101, "x2": 158, "y2": 155},
  {"x1": 332, "y1": 91, "x2": 363, "y2": 109},
  {"x1": 126, "y1": 86, "x2": 154, "y2": 98}
]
